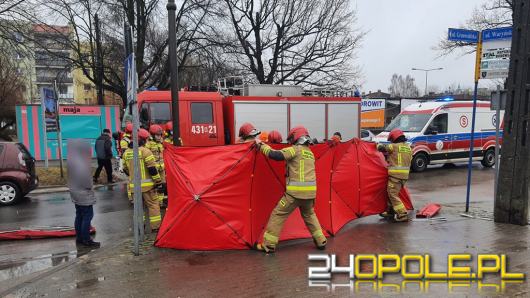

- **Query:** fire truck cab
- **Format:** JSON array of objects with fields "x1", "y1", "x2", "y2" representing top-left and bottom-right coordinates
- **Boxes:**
[{"x1": 125, "y1": 86, "x2": 362, "y2": 147}]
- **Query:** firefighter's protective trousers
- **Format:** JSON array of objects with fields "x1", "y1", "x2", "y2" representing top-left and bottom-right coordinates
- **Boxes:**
[
  {"x1": 377, "y1": 142, "x2": 412, "y2": 219},
  {"x1": 123, "y1": 146, "x2": 162, "y2": 229},
  {"x1": 259, "y1": 144, "x2": 326, "y2": 249},
  {"x1": 146, "y1": 139, "x2": 165, "y2": 204}
]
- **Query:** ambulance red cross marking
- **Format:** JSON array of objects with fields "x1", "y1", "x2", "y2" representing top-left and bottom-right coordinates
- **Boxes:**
[{"x1": 460, "y1": 115, "x2": 469, "y2": 128}]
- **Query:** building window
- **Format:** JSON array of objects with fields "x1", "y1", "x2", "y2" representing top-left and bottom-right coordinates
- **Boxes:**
[
  {"x1": 14, "y1": 32, "x2": 24, "y2": 42},
  {"x1": 84, "y1": 84, "x2": 92, "y2": 91}
]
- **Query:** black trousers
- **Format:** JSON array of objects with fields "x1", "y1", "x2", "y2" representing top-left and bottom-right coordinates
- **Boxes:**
[{"x1": 94, "y1": 159, "x2": 113, "y2": 182}]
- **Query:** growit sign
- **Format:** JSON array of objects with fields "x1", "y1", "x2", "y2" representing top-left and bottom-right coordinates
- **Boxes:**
[{"x1": 361, "y1": 99, "x2": 386, "y2": 128}]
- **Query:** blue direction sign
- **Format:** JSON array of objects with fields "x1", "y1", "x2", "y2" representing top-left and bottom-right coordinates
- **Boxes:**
[
  {"x1": 482, "y1": 27, "x2": 512, "y2": 41},
  {"x1": 448, "y1": 28, "x2": 479, "y2": 43}
]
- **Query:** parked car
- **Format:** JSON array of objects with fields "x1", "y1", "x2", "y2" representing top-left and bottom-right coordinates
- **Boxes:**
[
  {"x1": 361, "y1": 129, "x2": 375, "y2": 141},
  {"x1": 0, "y1": 142, "x2": 38, "y2": 206}
]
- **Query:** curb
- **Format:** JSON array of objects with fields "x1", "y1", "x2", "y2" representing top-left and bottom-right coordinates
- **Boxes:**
[{"x1": 30, "y1": 182, "x2": 126, "y2": 195}]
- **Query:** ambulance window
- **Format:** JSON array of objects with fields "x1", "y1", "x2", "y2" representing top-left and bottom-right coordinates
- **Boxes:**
[
  {"x1": 428, "y1": 114, "x2": 448, "y2": 134},
  {"x1": 149, "y1": 102, "x2": 171, "y2": 124},
  {"x1": 191, "y1": 102, "x2": 213, "y2": 124}
]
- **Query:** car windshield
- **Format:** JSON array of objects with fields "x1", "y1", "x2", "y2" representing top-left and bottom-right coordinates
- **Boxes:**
[{"x1": 385, "y1": 114, "x2": 432, "y2": 132}]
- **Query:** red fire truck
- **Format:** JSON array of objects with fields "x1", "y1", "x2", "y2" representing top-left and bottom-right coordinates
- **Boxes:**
[{"x1": 124, "y1": 85, "x2": 362, "y2": 146}]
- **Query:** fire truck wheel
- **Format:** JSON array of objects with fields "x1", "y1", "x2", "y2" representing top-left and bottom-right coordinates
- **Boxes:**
[
  {"x1": 411, "y1": 153, "x2": 428, "y2": 172},
  {"x1": 481, "y1": 148, "x2": 495, "y2": 168}
]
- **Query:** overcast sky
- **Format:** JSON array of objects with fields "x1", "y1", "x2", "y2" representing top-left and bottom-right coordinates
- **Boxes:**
[{"x1": 355, "y1": 0, "x2": 488, "y2": 94}]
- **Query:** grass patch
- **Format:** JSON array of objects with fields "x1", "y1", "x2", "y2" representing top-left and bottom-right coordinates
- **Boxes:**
[{"x1": 36, "y1": 166, "x2": 112, "y2": 186}]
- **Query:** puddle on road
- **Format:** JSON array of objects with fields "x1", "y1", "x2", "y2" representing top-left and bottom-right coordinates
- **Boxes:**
[
  {"x1": 76, "y1": 276, "x2": 105, "y2": 288},
  {"x1": 0, "y1": 251, "x2": 77, "y2": 282},
  {"x1": 185, "y1": 253, "x2": 213, "y2": 266}
]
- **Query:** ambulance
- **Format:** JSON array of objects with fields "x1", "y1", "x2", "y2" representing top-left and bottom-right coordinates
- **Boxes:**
[{"x1": 375, "y1": 100, "x2": 503, "y2": 172}]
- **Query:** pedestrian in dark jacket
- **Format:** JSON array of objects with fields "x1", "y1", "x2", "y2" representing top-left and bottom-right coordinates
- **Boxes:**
[
  {"x1": 68, "y1": 139, "x2": 100, "y2": 248},
  {"x1": 93, "y1": 128, "x2": 114, "y2": 183}
]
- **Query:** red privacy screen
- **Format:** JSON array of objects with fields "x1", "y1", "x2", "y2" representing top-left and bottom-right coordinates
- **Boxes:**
[{"x1": 155, "y1": 140, "x2": 412, "y2": 250}]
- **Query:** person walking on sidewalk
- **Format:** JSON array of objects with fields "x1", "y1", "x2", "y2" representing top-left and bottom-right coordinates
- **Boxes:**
[
  {"x1": 94, "y1": 128, "x2": 114, "y2": 184},
  {"x1": 67, "y1": 139, "x2": 100, "y2": 248}
]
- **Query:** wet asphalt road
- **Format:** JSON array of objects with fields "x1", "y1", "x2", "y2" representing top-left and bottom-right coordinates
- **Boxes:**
[
  {"x1": 0, "y1": 183, "x2": 132, "y2": 284},
  {"x1": 0, "y1": 163, "x2": 497, "y2": 291}
]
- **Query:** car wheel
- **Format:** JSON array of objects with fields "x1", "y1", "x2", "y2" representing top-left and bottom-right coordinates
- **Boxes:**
[
  {"x1": 481, "y1": 148, "x2": 496, "y2": 167},
  {"x1": 0, "y1": 182, "x2": 21, "y2": 206},
  {"x1": 412, "y1": 153, "x2": 428, "y2": 172}
]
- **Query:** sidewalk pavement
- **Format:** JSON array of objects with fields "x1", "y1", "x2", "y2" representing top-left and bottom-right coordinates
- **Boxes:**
[{"x1": 2, "y1": 204, "x2": 529, "y2": 297}]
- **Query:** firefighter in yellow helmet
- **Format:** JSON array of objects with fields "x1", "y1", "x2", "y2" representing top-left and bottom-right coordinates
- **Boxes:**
[
  {"x1": 238, "y1": 122, "x2": 261, "y2": 143},
  {"x1": 254, "y1": 126, "x2": 327, "y2": 253},
  {"x1": 122, "y1": 128, "x2": 163, "y2": 230},
  {"x1": 376, "y1": 128, "x2": 412, "y2": 222},
  {"x1": 146, "y1": 124, "x2": 166, "y2": 207}
]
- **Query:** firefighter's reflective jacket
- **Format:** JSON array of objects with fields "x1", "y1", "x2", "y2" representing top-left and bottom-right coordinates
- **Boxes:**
[
  {"x1": 377, "y1": 142, "x2": 412, "y2": 180},
  {"x1": 260, "y1": 144, "x2": 316, "y2": 199},
  {"x1": 122, "y1": 146, "x2": 161, "y2": 193},
  {"x1": 120, "y1": 133, "x2": 131, "y2": 156},
  {"x1": 146, "y1": 139, "x2": 165, "y2": 173}
]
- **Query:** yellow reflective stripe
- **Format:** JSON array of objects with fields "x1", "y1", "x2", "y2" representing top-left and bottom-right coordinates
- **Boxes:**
[
  {"x1": 152, "y1": 174, "x2": 161, "y2": 180},
  {"x1": 299, "y1": 160, "x2": 304, "y2": 182},
  {"x1": 140, "y1": 160, "x2": 146, "y2": 179},
  {"x1": 289, "y1": 148, "x2": 295, "y2": 156},
  {"x1": 286, "y1": 185, "x2": 317, "y2": 191},
  {"x1": 264, "y1": 232, "x2": 279, "y2": 244},
  {"x1": 150, "y1": 215, "x2": 161, "y2": 222},
  {"x1": 398, "y1": 153, "x2": 402, "y2": 166},
  {"x1": 388, "y1": 169, "x2": 409, "y2": 174},
  {"x1": 145, "y1": 155, "x2": 156, "y2": 163}
]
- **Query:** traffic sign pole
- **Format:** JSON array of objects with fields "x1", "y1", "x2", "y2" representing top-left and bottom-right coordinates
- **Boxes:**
[{"x1": 465, "y1": 33, "x2": 483, "y2": 213}]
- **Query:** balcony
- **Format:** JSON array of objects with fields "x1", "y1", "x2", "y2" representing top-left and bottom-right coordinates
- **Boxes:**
[
  {"x1": 35, "y1": 59, "x2": 70, "y2": 68},
  {"x1": 36, "y1": 76, "x2": 73, "y2": 84}
]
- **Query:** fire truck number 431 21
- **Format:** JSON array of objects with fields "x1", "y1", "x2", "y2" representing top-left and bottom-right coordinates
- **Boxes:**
[{"x1": 191, "y1": 125, "x2": 217, "y2": 134}]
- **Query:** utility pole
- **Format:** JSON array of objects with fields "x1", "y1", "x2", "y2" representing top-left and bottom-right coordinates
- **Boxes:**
[
  {"x1": 167, "y1": 0, "x2": 181, "y2": 146},
  {"x1": 411, "y1": 67, "x2": 443, "y2": 96},
  {"x1": 95, "y1": 14, "x2": 104, "y2": 105},
  {"x1": 495, "y1": 0, "x2": 529, "y2": 226}
]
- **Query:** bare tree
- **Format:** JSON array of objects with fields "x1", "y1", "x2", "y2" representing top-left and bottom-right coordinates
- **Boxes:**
[
  {"x1": 0, "y1": 45, "x2": 25, "y2": 134},
  {"x1": 219, "y1": 0, "x2": 364, "y2": 87},
  {"x1": 14, "y1": 0, "x2": 220, "y2": 106},
  {"x1": 435, "y1": 0, "x2": 513, "y2": 56},
  {"x1": 388, "y1": 74, "x2": 420, "y2": 98}
]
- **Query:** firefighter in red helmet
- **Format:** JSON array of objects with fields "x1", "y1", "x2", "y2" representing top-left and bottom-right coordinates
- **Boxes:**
[
  {"x1": 254, "y1": 125, "x2": 327, "y2": 253},
  {"x1": 238, "y1": 122, "x2": 261, "y2": 143},
  {"x1": 146, "y1": 124, "x2": 166, "y2": 207},
  {"x1": 120, "y1": 122, "x2": 133, "y2": 156},
  {"x1": 376, "y1": 128, "x2": 412, "y2": 222},
  {"x1": 268, "y1": 130, "x2": 283, "y2": 144},
  {"x1": 122, "y1": 128, "x2": 163, "y2": 230},
  {"x1": 164, "y1": 121, "x2": 173, "y2": 144}
]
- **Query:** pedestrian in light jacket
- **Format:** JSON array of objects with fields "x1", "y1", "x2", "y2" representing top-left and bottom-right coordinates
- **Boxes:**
[{"x1": 68, "y1": 139, "x2": 100, "y2": 248}]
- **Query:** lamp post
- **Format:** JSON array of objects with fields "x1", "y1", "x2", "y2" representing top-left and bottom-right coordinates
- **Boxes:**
[
  {"x1": 411, "y1": 67, "x2": 443, "y2": 96},
  {"x1": 167, "y1": 0, "x2": 180, "y2": 146}
]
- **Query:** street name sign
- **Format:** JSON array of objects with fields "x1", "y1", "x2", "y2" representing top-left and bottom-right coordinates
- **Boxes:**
[
  {"x1": 448, "y1": 28, "x2": 479, "y2": 43},
  {"x1": 482, "y1": 27, "x2": 512, "y2": 41}
]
